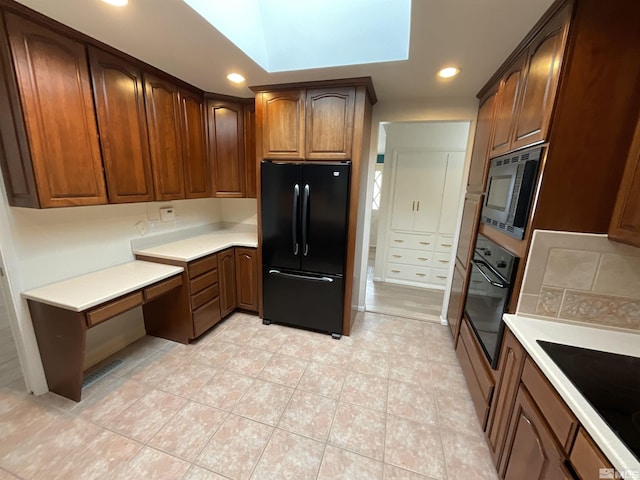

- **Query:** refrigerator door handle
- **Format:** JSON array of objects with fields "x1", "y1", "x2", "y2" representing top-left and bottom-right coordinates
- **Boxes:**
[
  {"x1": 268, "y1": 269, "x2": 334, "y2": 283},
  {"x1": 292, "y1": 184, "x2": 300, "y2": 255},
  {"x1": 302, "y1": 184, "x2": 310, "y2": 256}
]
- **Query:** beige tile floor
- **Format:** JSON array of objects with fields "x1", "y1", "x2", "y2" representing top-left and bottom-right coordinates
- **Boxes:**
[{"x1": 0, "y1": 312, "x2": 498, "y2": 480}]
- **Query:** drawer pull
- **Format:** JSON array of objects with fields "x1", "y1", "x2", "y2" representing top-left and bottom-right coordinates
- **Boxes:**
[
  {"x1": 394, "y1": 240, "x2": 404, "y2": 243},
  {"x1": 417, "y1": 257, "x2": 428, "y2": 261},
  {"x1": 416, "y1": 273, "x2": 426, "y2": 277},
  {"x1": 438, "y1": 260, "x2": 449, "y2": 263},
  {"x1": 391, "y1": 269, "x2": 401, "y2": 273},
  {"x1": 419, "y1": 242, "x2": 431, "y2": 245},
  {"x1": 441, "y1": 243, "x2": 452, "y2": 247},
  {"x1": 437, "y1": 275, "x2": 447, "y2": 279},
  {"x1": 392, "y1": 255, "x2": 402, "y2": 258}
]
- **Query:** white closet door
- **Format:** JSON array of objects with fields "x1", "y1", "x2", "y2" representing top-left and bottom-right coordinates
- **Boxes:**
[
  {"x1": 390, "y1": 152, "x2": 421, "y2": 231},
  {"x1": 413, "y1": 152, "x2": 448, "y2": 233},
  {"x1": 438, "y1": 151, "x2": 466, "y2": 234}
]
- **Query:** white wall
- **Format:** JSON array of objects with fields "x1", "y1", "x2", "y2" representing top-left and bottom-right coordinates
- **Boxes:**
[
  {"x1": 0, "y1": 174, "x2": 227, "y2": 394},
  {"x1": 356, "y1": 97, "x2": 479, "y2": 321},
  {"x1": 219, "y1": 198, "x2": 258, "y2": 225}
]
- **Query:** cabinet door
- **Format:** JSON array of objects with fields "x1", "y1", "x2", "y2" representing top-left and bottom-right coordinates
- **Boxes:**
[
  {"x1": 439, "y1": 152, "x2": 465, "y2": 234},
  {"x1": 88, "y1": 47, "x2": 153, "y2": 203},
  {"x1": 467, "y1": 90, "x2": 497, "y2": 193},
  {"x1": 305, "y1": 87, "x2": 355, "y2": 160},
  {"x1": 609, "y1": 117, "x2": 640, "y2": 247},
  {"x1": 179, "y1": 88, "x2": 209, "y2": 198},
  {"x1": 144, "y1": 73, "x2": 185, "y2": 200},
  {"x1": 244, "y1": 102, "x2": 257, "y2": 198},
  {"x1": 502, "y1": 386, "x2": 569, "y2": 480},
  {"x1": 390, "y1": 152, "x2": 420, "y2": 231},
  {"x1": 5, "y1": 13, "x2": 106, "y2": 207},
  {"x1": 511, "y1": 6, "x2": 570, "y2": 151},
  {"x1": 486, "y1": 329, "x2": 526, "y2": 466},
  {"x1": 218, "y1": 248, "x2": 237, "y2": 317},
  {"x1": 455, "y1": 194, "x2": 483, "y2": 268},
  {"x1": 446, "y1": 260, "x2": 467, "y2": 342},
  {"x1": 235, "y1": 247, "x2": 258, "y2": 312},
  {"x1": 414, "y1": 152, "x2": 448, "y2": 233},
  {"x1": 491, "y1": 54, "x2": 527, "y2": 157},
  {"x1": 261, "y1": 90, "x2": 305, "y2": 159},
  {"x1": 208, "y1": 99, "x2": 245, "y2": 197}
]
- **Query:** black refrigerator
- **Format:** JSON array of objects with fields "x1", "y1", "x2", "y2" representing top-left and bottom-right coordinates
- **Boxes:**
[{"x1": 261, "y1": 161, "x2": 350, "y2": 338}]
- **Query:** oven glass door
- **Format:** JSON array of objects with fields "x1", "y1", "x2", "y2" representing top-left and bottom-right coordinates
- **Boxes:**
[{"x1": 464, "y1": 258, "x2": 511, "y2": 367}]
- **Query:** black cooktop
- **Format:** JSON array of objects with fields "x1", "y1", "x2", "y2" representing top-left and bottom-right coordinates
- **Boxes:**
[{"x1": 537, "y1": 340, "x2": 640, "y2": 461}]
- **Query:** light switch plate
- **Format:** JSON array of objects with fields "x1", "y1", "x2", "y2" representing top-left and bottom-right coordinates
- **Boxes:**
[
  {"x1": 159, "y1": 207, "x2": 175, "y2": 222},
  {"x1": 135, "y1": 220, "x2": 148, "y2": 236}
]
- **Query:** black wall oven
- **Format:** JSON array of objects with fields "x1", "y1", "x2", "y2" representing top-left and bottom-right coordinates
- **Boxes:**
[{"x1": 464, "y1": 233, "x2": 518, "y2": 368}]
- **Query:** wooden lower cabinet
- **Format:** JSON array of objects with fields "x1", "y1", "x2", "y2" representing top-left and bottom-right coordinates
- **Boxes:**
[
  {"x1": 446, "y1": 261, "x2": 467, "y2": 343},
  {"x1": 501, "y1": 386, "x2": 573, "y2": 480},
  {"x1": 218, "y1": 248, "x2": 237, "y2": 317},
  {"x1": 486, "y1": 329, "x2": 526, "y2": 466},
  {"x1": 235, "y1": 247, "x2": 258, "y2": 312},
  {"x1": 569, "y1": 428, "x2": 614, "y2": 480}
]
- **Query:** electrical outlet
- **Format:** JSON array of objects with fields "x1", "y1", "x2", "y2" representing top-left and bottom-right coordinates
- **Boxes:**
[
  {"x1": 135, "y1": 220, "x2": 148, "y2": 236},
  {"x1": 160, "y1": 206, "x2": 176, "y2": 222},
  {"x1": 149, "y1": 220, "x2": 159, "y2": 232}
]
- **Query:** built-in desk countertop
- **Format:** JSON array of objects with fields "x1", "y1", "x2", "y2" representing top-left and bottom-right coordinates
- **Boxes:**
[{"x1": 22, "y1": 261, "x2": 184, "y2": 402}]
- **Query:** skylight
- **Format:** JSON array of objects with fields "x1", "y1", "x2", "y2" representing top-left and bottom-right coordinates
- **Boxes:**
[{"x1": 181, "y1": 0, "x2": 411, "y2": 73}]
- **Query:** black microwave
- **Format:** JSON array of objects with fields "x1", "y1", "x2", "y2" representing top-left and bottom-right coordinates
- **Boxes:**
[{"x1": 481, "y1": 147, "x2": 542, "y2": 239}]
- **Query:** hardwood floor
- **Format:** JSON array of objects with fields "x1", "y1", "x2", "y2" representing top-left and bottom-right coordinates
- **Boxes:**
[{"x1": 365, "y1": 249, "x2": 444, "y2": 323}]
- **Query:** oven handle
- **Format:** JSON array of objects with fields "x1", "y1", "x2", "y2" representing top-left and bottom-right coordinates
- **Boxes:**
[{"x1": 471, "y1": 260, "x2": 509, "y2": 289}]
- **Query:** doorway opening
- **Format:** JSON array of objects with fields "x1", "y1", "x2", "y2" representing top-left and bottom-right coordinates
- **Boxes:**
[{"x1": 365, "y1": 121, "x2": 470, "y2": 322}]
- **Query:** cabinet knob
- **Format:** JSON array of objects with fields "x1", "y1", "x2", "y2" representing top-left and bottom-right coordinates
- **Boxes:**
[
  {"x1": 394, "y1": 240, "x2": 404, "y2": 243},
  {"x1": 417, "y1": 257, "x2": 428, "y2": 261},
  {"x1": 437, "y1": 275, "x2": 447, "y2": 279},
  {"x1": 419, "y1": 242, "x2": 431, "y2": 245},
  {"x1": 391, "y1": 270, "x2": 401, "y2": 273},
  {"x1": 438, "y1": 260, "x2": 449, "y2": 263},
  {"x1": 416, "y1": 273, "x2": 426, "y2": 277},
  {"x1": 441, "y1": 243, "x2": 452, "y2": 247},
  {"x1": 392, "y1": 255, "x2": 402, "y2": 259}
]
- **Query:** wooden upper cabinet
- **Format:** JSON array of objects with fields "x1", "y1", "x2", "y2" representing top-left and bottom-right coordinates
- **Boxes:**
[
  {"x1": 467, "y1": 90, "x2": 497, "y2": 193},
  {"x1": 243, "y1": 102, "x2": 257, "y2": 198},
  {"x1": 511, "y1": 5, "x2": 570, "y2": 151},
  {"x1": 144, "y1": 73, "x2": 185, "y2": 201},
  {"x1": 305, "y1": 87, "x2": 355, "y2": 160},
  {"x1": 490, "y1": 54, "x2": 527, "y2": 158},
  {"x1": 88, "y1": 47, "x2": 153, "y2": 203},
  {"x1": 207, "y1": 99, "x2": 245, "y2": 197},
  {"x1": 261, "y1": 90, "x2": 305, "y2": 159},
  {"x1": 5, "y1": 13, "x2": 107, "y2": 207},
  {"x1": 179, "y1": 88, "x2": 209, "y2": 198},
  {"x1": 609, "y1": 116, "x2": 640, "y2": 247}
]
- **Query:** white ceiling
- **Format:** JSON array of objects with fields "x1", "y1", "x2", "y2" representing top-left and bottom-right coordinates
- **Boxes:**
[{"x1": 14, "y1": 0, "x2": 555, "y2": 102}]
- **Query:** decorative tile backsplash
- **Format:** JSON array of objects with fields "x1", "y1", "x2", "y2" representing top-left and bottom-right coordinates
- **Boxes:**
[{"x1": 518, "y1": 231, "x2": 640, "y2": 332}]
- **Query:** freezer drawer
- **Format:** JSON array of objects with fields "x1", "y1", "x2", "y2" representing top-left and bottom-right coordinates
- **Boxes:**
[{"x1": 262, "y1": 267, "x2": 343, "y2": 336}]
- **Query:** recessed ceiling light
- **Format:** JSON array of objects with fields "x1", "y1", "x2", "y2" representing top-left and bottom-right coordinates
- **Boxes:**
[
  {"x1": 438, "y1": 67, "x2": 460, "y2": 78},
  {"x1": 102, "y1": 0, "x2": 128, "y2": 6},
  {"x1": 226, "y1": 73, "x2": 245, "y2": 84}
]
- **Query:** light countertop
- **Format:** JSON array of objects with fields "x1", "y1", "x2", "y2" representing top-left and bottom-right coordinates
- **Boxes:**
[
  {"x1": 503, "y1": 314, "x2": 640, "y2": 475},
  {"x1": 22, "y1": 261, "x2": 184, "y2": 312},
  {"x1": 133, "y1": 226, "x2": 258, "y2": 262}
]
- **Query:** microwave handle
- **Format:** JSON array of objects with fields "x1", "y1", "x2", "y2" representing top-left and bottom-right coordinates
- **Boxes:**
[{"x1": 471, "y1": 259, "x2": 509, "y2": 288}]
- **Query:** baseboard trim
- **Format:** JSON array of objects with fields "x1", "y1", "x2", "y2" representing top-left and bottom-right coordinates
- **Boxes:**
[{"x1": 440, "y1": 315, "x2": 448, "y2": 326}]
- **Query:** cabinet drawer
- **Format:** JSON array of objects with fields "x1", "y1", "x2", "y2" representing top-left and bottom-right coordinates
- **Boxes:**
[
  {"x1": 389, "y1": 232, "x2": 435, "y2": 251},
  {"x1": 569, "y1": 428, "x2": 613, "y2": 479},
  {"x1": 459, "y1": 318, "x2": 495, "y2": 405},
  {"x1": 435, "y1": 235, "x2": 454, "y2": 253},
  {"x1": 193, "y1": 296, "x2": 221, "y2": 338},
  {"x1": 190, "y1": 269, "x2": 218, "y2": 294},
  {"x1": 521, "y1": 357, "x2": 578, "y2": 451},
  {"x1": 144, "y1": 275, "x2": 182, "y2": 302},
  {"x1": 429, "y1": 268, "x2": 449, "y2": 285},
  {"x1": 456, "y1": 319, "x2": 494, "y2": 428},
  {"x1": 385, "y1": 264, "x2": 431, "y2": 283},
  {"x1": 191, "y1": 283, "x2": 219, "y2": 310},
  {"x1": 433, "y1": 252, "x2": 453, "y2": 268},
  {"x1": 388, "y1": 248, "x2": 432, "y2": 266},
  {"x1": 86, "y1": 292, "x2": 143, "y2": 328},
  {"x1": 188, "y1": 254, "x2": 217, "y2": 279}
]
